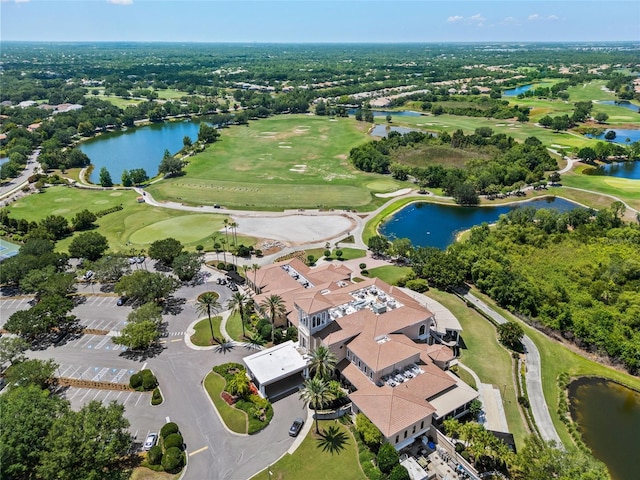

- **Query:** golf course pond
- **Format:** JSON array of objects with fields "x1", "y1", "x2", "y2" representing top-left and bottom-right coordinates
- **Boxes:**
[
  {"x1": 80, "y1": 119, "x2": 205, "y2": 183},
  {"x1": 584, "y1": 129, "x2": 640, "y2": 145},
  {"x1": 596, "y1": 100, "x2": 640, "y2": 113},
  {"x1": 568, "y1": 377, "x2": 640, "y2": 480},
  {"x1": 502, "y1": 84, "x2": 533, "y2": 96},
  {"x1": 379, "y1": 196, "x2": 581, "y2": 249},
  {"x1": 583, "y1": 161, "x2": 640, "y2": 180}
]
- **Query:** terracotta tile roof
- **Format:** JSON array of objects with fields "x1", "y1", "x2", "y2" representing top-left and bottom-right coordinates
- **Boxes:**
[
  {"x1": 348, "y1": 331, "x2": 422, "y2": 372},
  {"x1": 349, "y1": 383, "x2": 435, "y2": 437},
  {"x1": 425, "y1": 344, "x2": 455, "y2": 363}
]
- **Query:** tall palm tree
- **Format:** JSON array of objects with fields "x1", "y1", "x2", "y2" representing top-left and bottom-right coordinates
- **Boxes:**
[
  {"x1": 259, "y1": 294, "x2": 286, "y2": 344},
  {"x1": 251, "y1": 263, "x2": 260, "y2": 293},
  {"x1": 230, "y1": 220, "x2": 238, "y2": 246},
  {"x1": 227, "y1": 291, "x2": 250, "y2": 339},
  {"x1": 309, "y1": 345, "x2": 338, "y2": 380},
  {"x1": 223, "y1": 218, "x2": 230, "y2": 249},
  {"x1": 196, "y1": 292, "x2": 221, "y2": 345},
  {"x1": 299, "y1": 377, "x2": 335, "y2": 434}
]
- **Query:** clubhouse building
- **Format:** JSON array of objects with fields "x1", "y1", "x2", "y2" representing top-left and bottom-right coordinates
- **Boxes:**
[{"x1": 243, "y1": 258, "x2": 478, "y2": 450}]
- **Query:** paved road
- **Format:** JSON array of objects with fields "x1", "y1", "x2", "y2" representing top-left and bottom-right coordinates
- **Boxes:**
[
  {"x1": 0, "y1": 148, "x2": 41, "y2": 201},
  {"x1": 459, "y1": 290, "x2": 563, "y2": 445}
]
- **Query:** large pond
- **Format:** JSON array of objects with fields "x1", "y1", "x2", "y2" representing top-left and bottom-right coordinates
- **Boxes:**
[
  {"x1": 584, "y1": 161, "x2": 640, "y2": 179},
  {"x1": 80, "y1": 120, "x2": 203, "y2": 183},
  {"x1": 569, "y1": 377, "x2": 640, "y2": 480},
  {"x1": 585, "y1": 129, "x2": 640, "y2": 145},
  {"x1": 596, "y1": 100, "x2": 640, "y2": 113},
  {"x1": 502, "y1": 84, "x2": 533, "y2": 96},
  {"x1": 379, "y1": 196, "x2": 580, "y2": 249}
]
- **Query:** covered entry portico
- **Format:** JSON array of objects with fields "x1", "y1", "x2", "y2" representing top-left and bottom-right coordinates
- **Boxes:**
[{"x1": 243, "y1": 341, "x2": 309, "y2": 400}]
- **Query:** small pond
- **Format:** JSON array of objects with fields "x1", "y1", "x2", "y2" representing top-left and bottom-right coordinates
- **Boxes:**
[
  {"x1": 596, "y1": 100, "x2": 640, "y2": 113},
  {"x1": 379, "y1": 196, "x2": 580, "y2": 249},
  {"x1": 569, "y1": 377, "x2": 640, "y2": 480},
  {"x1": 583, "y1": 161, "x2": 640, "y2": 179},
  {"x1": 369, "y1": 124, "x2": 421, "y2": 138},
  {"x1": 80, "y1": 119, "x2": 204, "y2": 183},
  {"x1": 585, "y1": 129, "x2": 640, "y2": 145},
  {"x1": 502, "y1": 84, "x2": 533, "y2": 96}
]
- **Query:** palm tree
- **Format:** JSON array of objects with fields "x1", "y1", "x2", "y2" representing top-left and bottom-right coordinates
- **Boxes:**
[
  {"x1": 309, "y1": 345, "x2": 338, "y2": 380},
  {"x1": 259, "y1": 294, "x2": 286, "y2": 344},
  {"x1": 196, "y1": 292, "x2": 221, "y2": 345},
  {"x1": 226, "y1": 371, "x2": 250, "y2": 398},
  {"x1": 299, "y1": 377, "x2": 335, "y2": 434},
  {"x1": 230, "y1": 220, "x2": 238, "y2": 246},
  {"x1": 227, "y1": 291, "x2": 250, "y2": 339},
  {"x1": 251, "y1": 263, "x2": 260, "y2": 293},
  {"x1": 223, "y1": 218, "x2": 230, "y2": 249}
]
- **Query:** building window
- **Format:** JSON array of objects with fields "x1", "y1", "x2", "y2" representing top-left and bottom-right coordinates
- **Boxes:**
[
  {"x1": 395, "y1": 436, "x2": 399, "y2": 443},
  {"x1": 412, "y1": 426, "x2": 416, "y2": 434},
  {"x1": 420, "y1": 421, "x2": 424, "y2": 430},
  {"x1": 404, "y1": 431, "x2": 407, "y2": 439},
  {"x1": 419, "y1": 324, "x2": 426, "y2": 336}
]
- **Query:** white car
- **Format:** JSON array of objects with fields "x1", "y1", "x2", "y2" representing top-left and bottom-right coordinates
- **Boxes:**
[{"x1": 143, "y1": 433, "x2": 158, "y2": 450}]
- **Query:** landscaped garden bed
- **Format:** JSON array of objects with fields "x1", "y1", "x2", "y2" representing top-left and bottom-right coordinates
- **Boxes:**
[{"x1": 205, "y1": 363, "x2": 273, "y2": 434}]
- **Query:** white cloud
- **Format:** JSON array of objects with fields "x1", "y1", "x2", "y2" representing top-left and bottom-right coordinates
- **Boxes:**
[
  {"x1": 528, "y1": 13, "x2": 559, "y2": 22},
  {"x1": 447, "y1": 14, "x2": 485, "y2": 26},
  {"x1": 107, "y1": 0, "x2": 133, "y2": 5}
]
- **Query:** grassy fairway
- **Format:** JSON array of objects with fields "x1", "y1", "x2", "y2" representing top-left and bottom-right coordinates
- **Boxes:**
[
  {"x1": 251, "y1": 420, "x2": 364, "y2": 480},
  {"x1": 561, "y1": 166, "x2": 640, "y2": 211},
  {"x1": 8, "y1": 186, "x2": 241, "y2": 253},
  {"x1": 148, "y1": 115, "x2": 407, "y2": 210},
  {"x1": 366, "y1": 265, "x2": 412, "y2": 285}
]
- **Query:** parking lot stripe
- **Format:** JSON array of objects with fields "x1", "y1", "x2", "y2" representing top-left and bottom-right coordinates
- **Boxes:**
[
  {"x1": 189, "y1": 446, "x2": 208, "y2": 457},
  {"x1": 94, "y1": 336, "x2": 111, "y2": 350},
  {"x1": 170, "y1": 339, "x2": 182, "y2": 343},
  {"x1": 134, "y1": 393, "x2": 145, "y2": 407},
  {"x1": 79, "y1": 389, "x2": 92, "y2": 402},
  {"x1": 123, "y1": 391, "x2": 133, "y2": 404},
  {"x1": 60, "y1": 365, "x2": 75, "y2": 377}
]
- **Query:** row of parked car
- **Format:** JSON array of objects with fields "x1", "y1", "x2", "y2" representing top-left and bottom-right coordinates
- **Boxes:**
[{"x1": 216, "y1": 277, "x2": 238, "y2": 291}]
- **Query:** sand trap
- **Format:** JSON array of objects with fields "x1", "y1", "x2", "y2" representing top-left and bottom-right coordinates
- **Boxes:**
[
  {"x1": 329, "y1": 119, "x2": 338, "y2": 122},
  {"x1": 289, "y1": 164, "x2": 307, "y2": 172},
  {"x1": 551, "y1": 144, "x2": 570, "y2": 149},
  {"x1": 495, "y1": 124, "x2": 506, "y2": 126},
  {"x1": 234, "y1": 214, "x2": 354, "y2": 244},
  {"x1": 279, "y1": 145, "x2": 292, "y2": 148},
  {"x1": 294, "y1": 126, "x2": 310, "y2": 133},
  {"x1": 375, "y1": 187, "x2": 413, "y2": 198}
]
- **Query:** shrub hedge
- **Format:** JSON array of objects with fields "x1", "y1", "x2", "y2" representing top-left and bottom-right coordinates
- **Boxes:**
[
  {"x1": 161, "y1": 447, "x2": 185, "y2": 474},
  {"x1": 160, "y1": 422, "x2": 179, "y2": 439},
  {"x1": 163, "y1": 433, "x2": 184, "y2": 451}
]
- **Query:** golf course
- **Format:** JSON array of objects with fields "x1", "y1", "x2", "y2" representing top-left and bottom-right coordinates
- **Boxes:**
[{"x1": 146, "y1": 114, "x2": 407, "y2": 211}]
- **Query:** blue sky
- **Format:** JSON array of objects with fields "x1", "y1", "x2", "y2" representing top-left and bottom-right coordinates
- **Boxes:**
[{"x1": 1, "y1": 0, "x2": 639, "y2": 43}]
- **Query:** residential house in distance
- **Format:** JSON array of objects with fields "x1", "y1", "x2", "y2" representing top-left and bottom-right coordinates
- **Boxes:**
[{"x1": 244, "y1": 258, "x2": 478, "y2": 450}]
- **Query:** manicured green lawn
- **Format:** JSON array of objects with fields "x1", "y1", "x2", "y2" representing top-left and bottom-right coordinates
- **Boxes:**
[
  {"x1": 251, "y1": 420, "x2": 365, "y2": 480},
  {"x1": 7, "y1": 186, "x2": 249, "y2": 253},
  {"x1": 203, "y1": 371, "x2": 247, "y2": 434},
  {"x1": 467, "y1": 286, "x2": 640, "y2": 448},
  {"x1": 366, "y1": 265, "x2": 412, "y2": 285},
  {"x1": 147, "y1": 115, "x2": 408, "y2": 211},
  {"x1": 424, "y1": 289, "x2": 528, "y2": 449},
  {"x1": 190, "y1": 317, "x2": 223, "y2": 346},
  {"x1": 225, "y1": 311, "x2": 245, "y2": 342}
]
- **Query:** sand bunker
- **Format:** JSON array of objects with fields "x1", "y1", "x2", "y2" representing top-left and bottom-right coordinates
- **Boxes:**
[
  {"x1": 234, "y1": 214, "x2": 354, "y2": 244},
  {"x1": 289, "y1": 164, "x2": 307, "y2": 172},
  {"x1": 279, "y1": 145, "x2": 292, "y2": 148}
]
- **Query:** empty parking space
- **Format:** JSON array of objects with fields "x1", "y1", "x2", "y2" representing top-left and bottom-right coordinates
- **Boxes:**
[
  {"x1": 62, "y1": 386, "x2": 151, "y2": 413},
  {"x1": 0, "y1": 298, "x2": 32, "y2": 328},
  {"x1": 57, "y1": 363, "x2": 137, "y2": 383},
  {"x1": 64, "y1": 334, "x2": 126, "y2": 351}
]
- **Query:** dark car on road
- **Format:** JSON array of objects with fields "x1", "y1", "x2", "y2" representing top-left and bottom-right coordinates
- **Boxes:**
[
  {"x1": 117, "y1": 296, "x2": 127, "y2": 306},
  {"x1": 289, "y1": 418, "x2": 305, "y2": 437}
]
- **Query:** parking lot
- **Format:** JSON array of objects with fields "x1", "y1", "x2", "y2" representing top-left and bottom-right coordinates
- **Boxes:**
[{"x1": 57, "y1": 363, "x2": 136, "y2": 383}]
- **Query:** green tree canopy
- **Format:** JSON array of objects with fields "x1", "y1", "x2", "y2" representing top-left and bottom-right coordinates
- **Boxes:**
[
  {"x1": 71, "y1": 209, "x2": 97, "y2": 231},
  {"x1": 113, "y1": 320, "x2": 160, "y2": 351},
  {"x1": 99, "y1": 166, "x2": 113, "y2": 187},
  {"x1": 172, "y1": 252, "x2": 204, "y2": 281},
  {"x1": 68, "y1": 231, "x2": 109, "y2": 261},
  {"x1": 115, "y1": 270, "x2": 181, "y2": 304},
  {"x1": 149, "y1": 237, "x2": 183, "y2": 266},
  {"x1": 5, "y1": 359, "x2": 59, "y2": 390}
]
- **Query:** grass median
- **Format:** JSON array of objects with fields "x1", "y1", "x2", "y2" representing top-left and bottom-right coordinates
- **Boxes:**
[
  {"x1": 190, "y1": 317, "x2": 223, "y2": 346},
  {"x1": 203, "y1": 371, "x2": 248, "y2": 434}
]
